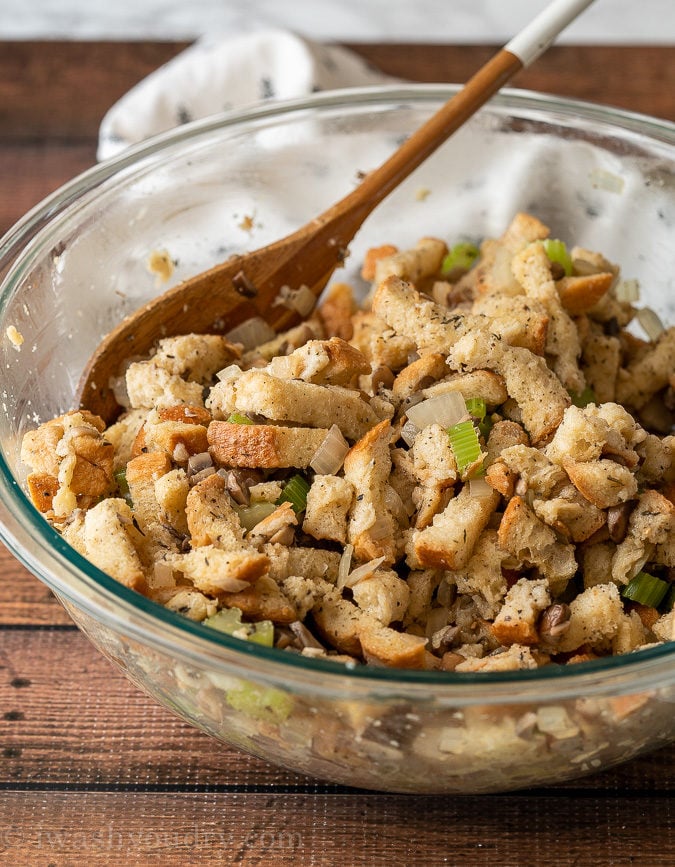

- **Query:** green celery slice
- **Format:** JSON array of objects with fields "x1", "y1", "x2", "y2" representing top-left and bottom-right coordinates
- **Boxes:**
[
  {"x1": 236, "y1": 501, "x2": 277, "y2": 530},
  {"x1": 226, "y1": 412, "x2": 254, "y2": 424},
  {"x1": 204, "y1": 607, "x2": 275, "y2": 647},
  {"x1": 226, "y1": 682, "x2": 293, "y2": 723},
  {"x1": 114, "y1": 467, "x2": 133, "y2": 507},
  {"x1": 465, "y1": 397, "x2": 486, "y2": 421},
  {"x1": 543, "y1": 238, "x2": 573, "y2": 276},
  {"x1": 622, "y1": 572, "x2": 669, "y2": 608},
  {"x1": 569, "y1": 385, "x2": 597, "y2": 408},
  {"x1": 447, "y1": 419, "x2": 482, "y2": 475},
  {"x1": 276, "y1": 474, "x2": 310, "y2": 513},
  {"x1": 441, "y1": 242, "x2": 479, "y2": 275}
]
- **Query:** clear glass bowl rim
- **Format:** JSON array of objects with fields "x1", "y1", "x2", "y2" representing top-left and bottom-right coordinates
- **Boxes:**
[{"x1": 1, "y1": 83, "x2": 674, "y2": 699}]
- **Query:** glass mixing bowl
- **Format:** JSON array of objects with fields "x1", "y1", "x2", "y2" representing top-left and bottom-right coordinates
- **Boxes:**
[{"x1": 0, "y1": 86, "x2": 673, "y2": 794}]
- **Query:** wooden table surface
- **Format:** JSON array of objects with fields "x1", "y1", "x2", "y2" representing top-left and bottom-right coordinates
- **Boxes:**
[{"x1": 1, "y1": 41, "x2": 673, "y2": 867}]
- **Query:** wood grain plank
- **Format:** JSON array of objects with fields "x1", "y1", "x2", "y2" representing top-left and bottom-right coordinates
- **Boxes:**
[
  {"x1": 0, "y1": 628, "x2": 673, "y2": 794},
  {"x1": 0, "y1": 627, "x2": 306, "y2": 789},
  {"x1": 0, "y1": 545, "x2": 70, "y2": 626},
  {"x1": 355, "y1": 43, "x2": 675, "y2": 121},
  {"x1": 0, "y1": 790, "x2": 672, "y2": 867},
  {"x1": 0, "y1": 41, "x2": 187, "y2": 140},
  {"x1": 0, "y1": 141, "x2": 96, "y2": 235},
  {"x1": 1, "y1": 44, "x2": 673, "y2": 236},
  {"x1": 0, "y1": 43, "x2": 673, "y2": 143}
]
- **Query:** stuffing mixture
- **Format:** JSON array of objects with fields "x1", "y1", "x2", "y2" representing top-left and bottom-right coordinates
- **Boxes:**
[{"x1": 21, "y1": 212, "x2": 675, "y2": 671}]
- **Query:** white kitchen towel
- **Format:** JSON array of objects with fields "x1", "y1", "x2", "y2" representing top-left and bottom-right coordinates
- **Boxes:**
[{"x1": 97, "y1": 29, "x2": 397, "y2": 161}]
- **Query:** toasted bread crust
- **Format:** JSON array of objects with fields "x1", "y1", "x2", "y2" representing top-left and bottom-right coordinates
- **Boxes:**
[
  {"x1": 412, "y1": 485, "x2": 500, "y2": 571},
  {"x1": 208, "y1": 421, "x2": 329, "y2": 469},
  {"x1": 556, "y1": 272, "x2": 614, "y2": 314}
]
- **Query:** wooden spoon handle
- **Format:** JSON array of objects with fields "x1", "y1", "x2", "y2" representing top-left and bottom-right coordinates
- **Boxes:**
[{"x1": 345, "y1": 49, "x2": 523, "y2": 212}]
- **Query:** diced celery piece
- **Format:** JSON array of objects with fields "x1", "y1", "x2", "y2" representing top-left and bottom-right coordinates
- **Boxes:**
[
  {"x1": 478, "y1": 414, "x2": 494, "y2": 441},
  {"x1": 543, "y1": 238, "x2": 573, "y2": 276},
  {"x1": 465, "y1": 397, "x2": 486, "y2": 421},
  {"x1": 226, "y1": 682, "x2": 293, "y2": 723},
  {"x1": 622, "y1": 572, "x2": 669, "y2": 608},
  {"x1": 447, "y1": 419, "x2": 482, "y2": 475},
  {"x1": 204, "y1": 607, "x2": 244, "y2": 634},
  {"x1": 441, "y1": 242, "x2": 479, "y2": 275},
  {"x1": 226, "y1": 412, "x2": 254, "y2": 424},
  {"x1": 247, "y1": 620, "x2": 275, "y2": 647},
  {"x1": 236, "y1": 501, "x2": 277, "y2": 530},
  {"x1": 276, "y1": 474, "x2": 310, "y2": 513},
  {"x1": 204, "y1": 607, "x2": 275, "y2": 647},
  {"x1": 114, "y1": 467, "x2": 133, "y2": 507},
  {"x1": 569, "y1": 385, "x2": 597, "y2": 408}
]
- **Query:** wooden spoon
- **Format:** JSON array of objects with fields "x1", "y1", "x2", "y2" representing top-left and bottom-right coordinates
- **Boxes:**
[{"x1": 79, "y1": 0, "x2": 595, "y2": 423}]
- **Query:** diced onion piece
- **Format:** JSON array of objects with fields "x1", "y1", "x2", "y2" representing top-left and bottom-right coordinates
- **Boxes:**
[
  {"x1": 215, "y1": 363, "x2": 243, "y2": 383},
  {"x1": 189, "y1": 466, "x2": 216, "y2": 486},
  {"x1": 301, "y1": 647, "x2": 326, "y2": 658},
  {"x1": 217, "y1": 576, "x2": 250, "y2": 594},
  {"x1": 343, "y1": 556, "x2": 386, "y2": 589},
  {"x1": 63, "y1": 424, "x2": 100, "y2": 440},
  {"x1": 622, "y1": 571, "x2": 669, "y2": 607},
  {"x1": 289, "y1": 621, "x2": 325, "y2": 650},
  {"x1": 468, "y1": 477, "x2": 494, "y2": 499},
  {"x1": 589, "y1": 168, "x2": 625, "y2": 194},
  {"x1": 636, "y1": 307, "x2": 665, "y2": 342},
  {"x1": 406, "y1": 392, "x2": 466, "y2": 431},
  {"x1": 571, "y1": 256, "x2": 601, "y2": 277},
  {"x1": 293, "y1": 286, "x2": 317, "y2": 316},
  {"x1": 236, "y1": 501, "x2": 277, "y2": 530},
  {"x1": 109, "y1": 374, "x2": 131, "y2": 409},
  {"x1": 173, "y1": 442, "x2": 190, "y2": 463},
  {"x1": 310, "y1": 424, "x2": 349, "y2": 475},
  {"x1": 536, "y1": 706, "x2": 579, "y2": 738},
  {"x1": 447, "y1": 419, "x2": 482, "y2": 475},
  {"x1": 436, "y1": 578, "x2": 455, "y2": 607},
  {"x1": 615, "y1": 278, "x2": 640, "y2": 303},
  {"x1": 400, "y1": 419, "x2": 420, "y2": 447},
  {"x1": 225, "y1": 316, "x2": 276, "y2": 351},
  {"x1": 385, "y1": 484, "x2": 410, "y2": 523},
  {"x1": 337, "y1": 543, "x2": 354, "y2": 589},
  {"x1": 274, "y1": 284, "x2": 317, "y2": 317}
]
